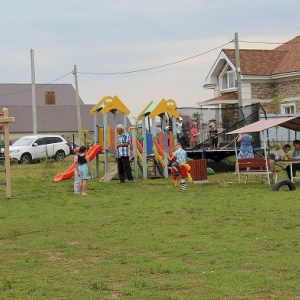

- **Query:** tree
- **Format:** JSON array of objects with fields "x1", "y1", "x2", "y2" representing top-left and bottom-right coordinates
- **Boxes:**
[
  {"x1": 191, "y1": 112, "x2": 203, "y2": 125},
  {"x1": 81, "y1": 129, "x2": 93, "y2": 148},
  {"x1": 270, "y1": 96, "x2": 283, "y2": 147}
]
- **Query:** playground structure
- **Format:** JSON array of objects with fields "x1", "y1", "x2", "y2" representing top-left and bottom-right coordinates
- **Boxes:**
[
  {"x1": 54, "y1": 98, "x2": 271, "y2": 183},
  {"x1": 54, "y1": 95, "x2": 130, "y2": 183},
  {"x1": 0, "y1": 108, "x2": 15, "y2": 199},
  {"x1": 90, "y1": 95, "x2": 131, "y2": 180},
  {"x1": 135, "y1": 98, "x2": 179, "y2": 179},
  {"x1": 88, "y1": 96, "x2": 194, "y2": 182}
]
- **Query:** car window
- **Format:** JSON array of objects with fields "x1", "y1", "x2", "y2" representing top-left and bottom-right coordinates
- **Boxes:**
[
  {"x1": 53, "y1": 137, "x2": 63, "y2": 143},
  {"x1": 12, "y1": 137, "x2": 35, "y2": 146},
  {"x1": 44, "y1": 137, "x2": 55, "y2": 144},
  {"x1": 35, "y1": 138, "x2": 45, "y2": 146},
  {"x1": 44, "y1": 137, "x2": 63, "y2": 144}
]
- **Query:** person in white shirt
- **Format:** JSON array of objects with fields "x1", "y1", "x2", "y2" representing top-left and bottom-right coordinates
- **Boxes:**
[
  {"x1": 176, "y1": 117, "x2": 183, "y2": 143},
  {"x1": 268, "y1": 144, "x2": 291, "y2": 171}
]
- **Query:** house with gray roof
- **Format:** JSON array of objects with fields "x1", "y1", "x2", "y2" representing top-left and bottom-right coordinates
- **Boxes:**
[{"x1": 0, "y1": 83, "x2": 130, "y2": 143}]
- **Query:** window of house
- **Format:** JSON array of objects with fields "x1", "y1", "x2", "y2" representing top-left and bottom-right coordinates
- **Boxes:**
[
  {"x1": 221, "y1": 66, "x2": 236, "y2": 90},
  {"x1": 281, "y1": 103, "x2": 295, "y2": 115}
]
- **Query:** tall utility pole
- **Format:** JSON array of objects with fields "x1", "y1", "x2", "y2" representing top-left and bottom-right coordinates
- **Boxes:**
[
  {"x1": 234, "y1": 32, "x2": 243, "y2": 121},
  {"x1": 30, "y1": 49, "x2": 37, "y2": 134},
  {"x1": 73, "y1": 65, "x2": 82, "y2": 140}
]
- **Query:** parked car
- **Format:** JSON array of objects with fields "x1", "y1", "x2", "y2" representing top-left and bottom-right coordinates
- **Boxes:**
[{"x1": 9, "y1": 135, "x2": 70, "y2": 164}]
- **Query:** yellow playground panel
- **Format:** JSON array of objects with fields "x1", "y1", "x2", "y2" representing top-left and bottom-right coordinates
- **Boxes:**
[{"x1": 90, "y1": 95, "x2": 131, "y2": 177}]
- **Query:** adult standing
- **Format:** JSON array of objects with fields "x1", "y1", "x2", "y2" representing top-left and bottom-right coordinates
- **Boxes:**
[
  {"x1": 237, "y1": 133, "x2": 254, "y2": 159},
  {"x1": 235, "y1": 133, "x2": 254, "y2": 173},
  {"x1": 116, "y1": 124, "x2": 133, "y2": 183},
  {"x1": 176, "y1": 117, "x2": 183, "y2": 143},
  {"x1": 286, "y1": 139, "x2": 300, "y2": 180}
]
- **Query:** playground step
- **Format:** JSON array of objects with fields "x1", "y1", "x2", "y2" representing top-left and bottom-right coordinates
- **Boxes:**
[{"x1": 147, "y1": 156, "x2": 164, "y2": 178}]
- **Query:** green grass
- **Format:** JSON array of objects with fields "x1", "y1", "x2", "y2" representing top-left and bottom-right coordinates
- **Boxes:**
[{"x1": 0, "y1": 157, "x2": 299, "y2": 299}]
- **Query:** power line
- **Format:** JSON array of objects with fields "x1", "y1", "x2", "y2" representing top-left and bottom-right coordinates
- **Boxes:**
[
  {"x1": 0, "y1": 72, "x2": 72, "y2": 97},
  {"x1": 77, "y1": 40, "x2": 234, "y2": 76},
  {"x1": 240, "y1": 40, "x2": 300, "y2": 45},
  {"x1": 2, "y1": 37, "x2": 296, "y2": 98}
]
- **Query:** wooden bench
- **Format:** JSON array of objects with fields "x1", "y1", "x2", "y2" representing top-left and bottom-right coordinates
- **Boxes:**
[{"x1": 237, "y1": 158, "x2": 280, "y2": 185}]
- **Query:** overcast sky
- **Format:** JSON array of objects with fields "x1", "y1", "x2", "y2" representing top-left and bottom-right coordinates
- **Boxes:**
[{"x1": 1, "y1": 0, "x2": 300, "y2": 121}]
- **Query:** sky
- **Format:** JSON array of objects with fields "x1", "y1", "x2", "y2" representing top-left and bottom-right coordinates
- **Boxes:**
[{"x1": 1, "y1": 0, "x2": 300, "y2": 122}]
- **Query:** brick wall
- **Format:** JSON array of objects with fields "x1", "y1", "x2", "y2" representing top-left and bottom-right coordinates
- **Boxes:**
[
  {"x1": 252, "y1": 83, "x2": 275, "y2": 99},
  {"x1": 252, "y1": 79, "x2": 300, "y2": 99},
  {"x1": 252, "y1": 79, "x2": 300, "y2": 114}
]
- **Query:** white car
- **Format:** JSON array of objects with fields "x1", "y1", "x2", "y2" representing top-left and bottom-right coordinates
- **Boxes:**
[{"x1": 9, "y1": 135, "x2": 70, "y2": 164}]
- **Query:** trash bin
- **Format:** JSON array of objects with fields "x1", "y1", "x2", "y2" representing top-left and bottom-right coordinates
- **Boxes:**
[{"x1": 188, "y1": 159, "x2": 208, "y2": 183}]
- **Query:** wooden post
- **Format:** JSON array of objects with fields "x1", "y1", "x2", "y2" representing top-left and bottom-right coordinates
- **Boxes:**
[{"x1": 0, "y1": 108, "x2": 15, "y2": 199}]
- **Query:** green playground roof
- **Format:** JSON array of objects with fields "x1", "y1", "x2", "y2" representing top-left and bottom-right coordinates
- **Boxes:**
[{"x1": 136, "y1": 101, "x2": 158, "y2": 120}]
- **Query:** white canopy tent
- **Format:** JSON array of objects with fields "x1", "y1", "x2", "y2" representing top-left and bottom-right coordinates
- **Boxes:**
[
  {"x1": 226, "y1": 116, "x2": 300, "y2": 134},
  {"x1": 226, "y1": 116, "x2": 300, "y2": 185}
]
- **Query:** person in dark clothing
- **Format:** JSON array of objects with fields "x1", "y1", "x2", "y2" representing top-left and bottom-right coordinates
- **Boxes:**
[
  {"x1": 77, "y1": 145, "x2": 92, "y2": 195},
  {"x1": 207, "y1": 122, "x2": 219, "y2": 149},
  {"x1": 116, "y1": 124, "x2": 133, "y2": 183},
  {"x1": 286, "y1": 139, "x2": 300, "y2": 180}
]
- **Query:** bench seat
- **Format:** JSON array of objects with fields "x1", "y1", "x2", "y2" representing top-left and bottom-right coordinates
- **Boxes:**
[{"x1": 237, "y1": 158, "x2": 279, "y2": 185}]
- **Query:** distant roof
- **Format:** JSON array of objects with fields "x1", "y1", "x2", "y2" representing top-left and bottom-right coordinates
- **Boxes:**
[
  {"x1": 226, "y1": 117, "x2": 300, "y2": 134},
  {"x1": 5, "y1": 105, "x2": 94, "y2": 132},
  {"x1": 3, "y1": 105, "x2": 131, "y2": 133},
  {"x1": 223, "y1": 36, "x2": 300, "y2": 76},
  {"x1": 0, "y1": 83, "x2": 132, "y2": 133},
  {"x1": 205, "y1": 91, "x2": 238, "y2": 103},
  {"x1": 0, "y1": 83, "x2": 85, "y2": 106}
]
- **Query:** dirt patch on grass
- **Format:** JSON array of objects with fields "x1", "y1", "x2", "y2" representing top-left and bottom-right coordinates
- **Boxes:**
[
  {"x1": 106, "y1": 282, "x2": 124, "y2": 299},
  {"x1": 47, "y1": 251, "x2": 63, "y2": 261}
]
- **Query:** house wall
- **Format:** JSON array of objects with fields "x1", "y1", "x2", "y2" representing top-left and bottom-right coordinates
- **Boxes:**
[
  {"x1": 241, "y1": 82, "x2": 252, "y2": 104},
  {"x1": 251, "y1": 79, "x2": 300, "y2": 114},
  {"x1": 252, "y1": 79, "x2": 300, "y2": 99},
  {"x1": 251, "y1": 82, "x2": 275, "y2": 99}
]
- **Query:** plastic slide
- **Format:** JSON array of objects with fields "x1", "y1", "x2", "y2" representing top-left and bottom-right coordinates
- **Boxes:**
[{"x1": 54, "y1": 145, "x2": 102, "y2": 182}]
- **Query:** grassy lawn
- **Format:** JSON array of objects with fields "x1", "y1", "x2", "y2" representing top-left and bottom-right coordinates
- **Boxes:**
[{"x1": 0, "y1": 157, "x2": 299, "y2": 299}]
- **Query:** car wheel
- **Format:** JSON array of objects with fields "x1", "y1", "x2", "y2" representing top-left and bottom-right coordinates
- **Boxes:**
[
  {"x1": 55, "y1": 150, "x2": 65, "y2": 161},
  {"x1": 21, "y1": 153, "x2": 32, "y2": 164}
]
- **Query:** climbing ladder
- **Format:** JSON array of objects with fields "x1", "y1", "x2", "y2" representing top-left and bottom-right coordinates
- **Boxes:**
[{"x1": 145, "y1": 155, "x2": 164, "y2": 179}]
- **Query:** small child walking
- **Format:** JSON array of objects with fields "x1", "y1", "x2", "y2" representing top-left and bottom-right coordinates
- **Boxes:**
[
  {"x1": 170, "y1": 142, "x2": 187, "y2": 176},
  {"x1": 77, "y1": 145, "x2": 92, "y2": 196},
  {"x1": 73, "y1": 146, "x2": 80, "y2": 194}
]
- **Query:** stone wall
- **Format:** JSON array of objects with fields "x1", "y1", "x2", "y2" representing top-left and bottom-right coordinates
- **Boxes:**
[
  {"x1": 252, "y1": 79, "x2": 300, "y2": 114},
  {"x1": 252, "y1": 79, "x2": 300, "y2": 99},
  {"x1": 251, "y1": 82, "x2": 275, "y2": 99}
]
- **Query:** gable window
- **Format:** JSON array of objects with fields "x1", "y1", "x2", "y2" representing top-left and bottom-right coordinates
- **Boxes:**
[
  {"x1": 281, "y1": 103, "x2": 295, "y2": 115},
  {"x1": 221, "y1": 66, "x2": 236, "y2": 90}
]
